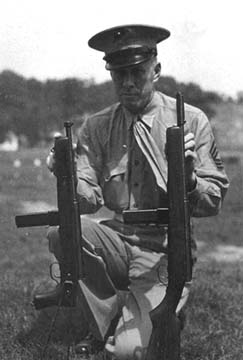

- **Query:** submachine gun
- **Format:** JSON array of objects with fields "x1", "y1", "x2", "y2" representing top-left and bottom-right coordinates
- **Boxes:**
[
  {"x1": 123, "y1": 92, "x2": 193, "y2": 360},
  {"x1": 15, "y1": 121, "x2": 84, "y2": 310}
]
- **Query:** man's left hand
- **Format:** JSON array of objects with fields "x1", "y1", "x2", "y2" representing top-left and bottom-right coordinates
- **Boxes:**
[{"x1": 184, "y1": 132, "x2": 197, "y2": 191}]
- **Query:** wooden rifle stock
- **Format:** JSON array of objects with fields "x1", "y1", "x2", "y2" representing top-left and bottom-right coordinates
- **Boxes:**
[
  {"x1": 144, "y1": 92, "x2": 192, "y2": 359},
  {"x1": 15, "y1": 121, "x2": 83, "y2": 309}
]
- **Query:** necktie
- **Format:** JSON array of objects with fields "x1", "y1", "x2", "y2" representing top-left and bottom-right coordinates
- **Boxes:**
[{"x1": 133, "y1": 118, "x2": 168, "y2": 192}]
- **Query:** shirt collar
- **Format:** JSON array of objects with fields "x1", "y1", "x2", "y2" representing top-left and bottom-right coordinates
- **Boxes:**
[{"x1": 123, "y1": 91, "x2": 161, "y2": 130}]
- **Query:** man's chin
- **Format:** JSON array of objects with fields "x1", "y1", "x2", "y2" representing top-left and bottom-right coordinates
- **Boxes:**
[
  {"x1": 120, "y1": 94, "x2": 151, "y2": 114},
  {"x1": 121, "y1": 99, "x2": 141, "y2": 114},
  {"x1": 123, "y1": 104, "x2": 140, "y2": 114}
]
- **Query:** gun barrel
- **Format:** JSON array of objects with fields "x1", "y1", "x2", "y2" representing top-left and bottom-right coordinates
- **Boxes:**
[
  {"x1": 176, "y1": 92, "x2": 185, "y2": 127},
  {"x1": 15, "y1": 210, "x2": 59, "y2": 228}
]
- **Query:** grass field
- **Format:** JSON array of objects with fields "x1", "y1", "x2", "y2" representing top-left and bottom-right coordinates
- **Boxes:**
[{"x1": 0, "y1": 148, "x2": 243, "y2": 359}]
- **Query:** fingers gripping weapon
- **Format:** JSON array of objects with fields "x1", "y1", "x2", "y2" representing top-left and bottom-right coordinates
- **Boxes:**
[
  {"x1": 15, "y1": 122, "x2": 84, "y2": 309},
  {"x1": 123, "y1": 92, "x2": 192, "y2": 359}
]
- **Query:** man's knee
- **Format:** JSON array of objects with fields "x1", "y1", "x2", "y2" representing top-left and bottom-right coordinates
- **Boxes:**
[{"x1": 47, "y1": 218, "x2": 98, "y2": 260}]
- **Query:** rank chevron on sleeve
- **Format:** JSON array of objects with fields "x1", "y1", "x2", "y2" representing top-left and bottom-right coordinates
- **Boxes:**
[{"x1": 210, "y1": 139, "x2": 224, "y2": 169}]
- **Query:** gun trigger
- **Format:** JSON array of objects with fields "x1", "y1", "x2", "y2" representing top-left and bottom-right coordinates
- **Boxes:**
[{"x1": 49, "y1": 262, "x2": 60, "y2": 284}]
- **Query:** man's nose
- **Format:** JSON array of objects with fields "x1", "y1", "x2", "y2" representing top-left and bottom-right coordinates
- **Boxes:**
[{"x1": 122, "y1": 71, "x2": 134, "y2": 87}]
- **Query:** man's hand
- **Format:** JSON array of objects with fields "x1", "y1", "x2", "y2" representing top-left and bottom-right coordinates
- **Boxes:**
[
  {"x1": 46, "y1": 133, "x2": 62, "y2": 175},
  {"x1": 184, "y1": 132, "x2": 197, "y2": 191},
  {"x1": 46, "y1": 148, "x2": 56, "y2": 174},
  {"x1": 46, "y1": 132, "x2": 78, "y2": 180}
]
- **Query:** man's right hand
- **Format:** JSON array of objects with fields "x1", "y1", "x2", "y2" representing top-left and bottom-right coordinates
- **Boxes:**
[
  {"x1": 46, "y1": 132, "x2": 62, "y2": 174},
  {"x1": 46, "y1": 148, "x2": 56, "y2": 174}
]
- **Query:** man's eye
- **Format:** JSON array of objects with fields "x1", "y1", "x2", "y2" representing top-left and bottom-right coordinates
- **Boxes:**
[
  {"x1": 132, "y1": 69, "x2": 144, "y2": 77},
  {"x1": 114, "y1": 70, "x2": 125, "y2": 78}
]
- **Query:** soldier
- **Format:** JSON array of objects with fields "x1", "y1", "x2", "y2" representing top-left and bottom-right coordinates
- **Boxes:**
[{"x1": 47, "y1": 24, "x2": 229, "y2": 359}]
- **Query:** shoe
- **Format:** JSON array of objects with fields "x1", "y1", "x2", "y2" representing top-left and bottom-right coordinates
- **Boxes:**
[
  {"x1": 75, "y1": 339, "x2": 92, "y2": 359},
  {"x1": 74, "y1": 333, "x2": 105, "y2": 357},
  {"x1": 33, "y1": 283, "x2": 76, "y2": 310}
]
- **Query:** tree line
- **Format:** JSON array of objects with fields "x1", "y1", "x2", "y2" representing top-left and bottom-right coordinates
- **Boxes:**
[{"x1": 0, "y1": 70, "x2": 223, "y2": 146}]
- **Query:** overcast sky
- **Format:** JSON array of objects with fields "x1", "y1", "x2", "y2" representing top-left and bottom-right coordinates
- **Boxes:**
[{"x1": 1, "y1": 0, "x2": 242, "y2": 97}]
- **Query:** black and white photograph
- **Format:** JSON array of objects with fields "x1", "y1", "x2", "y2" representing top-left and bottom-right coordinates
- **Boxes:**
[{"x1": 0, "y1": 0, "x2": 242, "y2": 359}]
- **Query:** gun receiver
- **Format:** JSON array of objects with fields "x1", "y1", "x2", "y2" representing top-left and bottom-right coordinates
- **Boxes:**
[{"x1": 15, "y1": 121, "x2": 83, "y2": 309}]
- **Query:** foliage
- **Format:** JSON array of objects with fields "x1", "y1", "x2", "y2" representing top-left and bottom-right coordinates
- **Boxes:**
[
  {"x1": 0, "y1": 70, "x2": 223, "y2": 146},
  {"x1": 211, "y1": 102, "x2": 243, "y2": 150},
  {"x1": 156, "y1": 76, "x2": 222, "y2": 118}
]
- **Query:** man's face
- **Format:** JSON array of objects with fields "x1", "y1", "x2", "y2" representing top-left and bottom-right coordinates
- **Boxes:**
[{"x1": 111, "y1": 58, "x2": 160, "y2": 114}]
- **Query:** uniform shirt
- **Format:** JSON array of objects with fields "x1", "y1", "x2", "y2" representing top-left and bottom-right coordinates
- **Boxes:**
[{"x1": 75, "y1": 91, "x2": 229, "y2": 251}]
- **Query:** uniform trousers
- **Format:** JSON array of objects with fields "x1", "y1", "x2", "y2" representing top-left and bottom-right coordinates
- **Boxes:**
[{"x1": 48, "y1": 217, "x2": 190, "y2": 360}]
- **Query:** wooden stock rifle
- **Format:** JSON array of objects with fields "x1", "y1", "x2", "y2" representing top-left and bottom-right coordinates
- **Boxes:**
[
  {"x1": 15, "y1": 121, "x2": 84, "y2": 309},
  {"x1": 123, "y1": 92, "x2": 192, "y2": 359}
]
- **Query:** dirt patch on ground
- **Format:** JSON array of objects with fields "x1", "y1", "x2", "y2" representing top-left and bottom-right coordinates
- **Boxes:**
[{"x1": 198, "y1": 240, "x2": 243, "y2": 262}]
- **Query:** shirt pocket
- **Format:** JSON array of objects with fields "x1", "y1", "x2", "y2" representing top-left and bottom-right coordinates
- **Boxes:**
[{"x1": 103, "y1": 161, "x2": 129, "y2": 212}]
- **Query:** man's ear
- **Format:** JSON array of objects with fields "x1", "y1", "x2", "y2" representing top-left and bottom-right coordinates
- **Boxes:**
[{"x1": 153, "y1": 62, "x2": 161, "y2": 83}]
